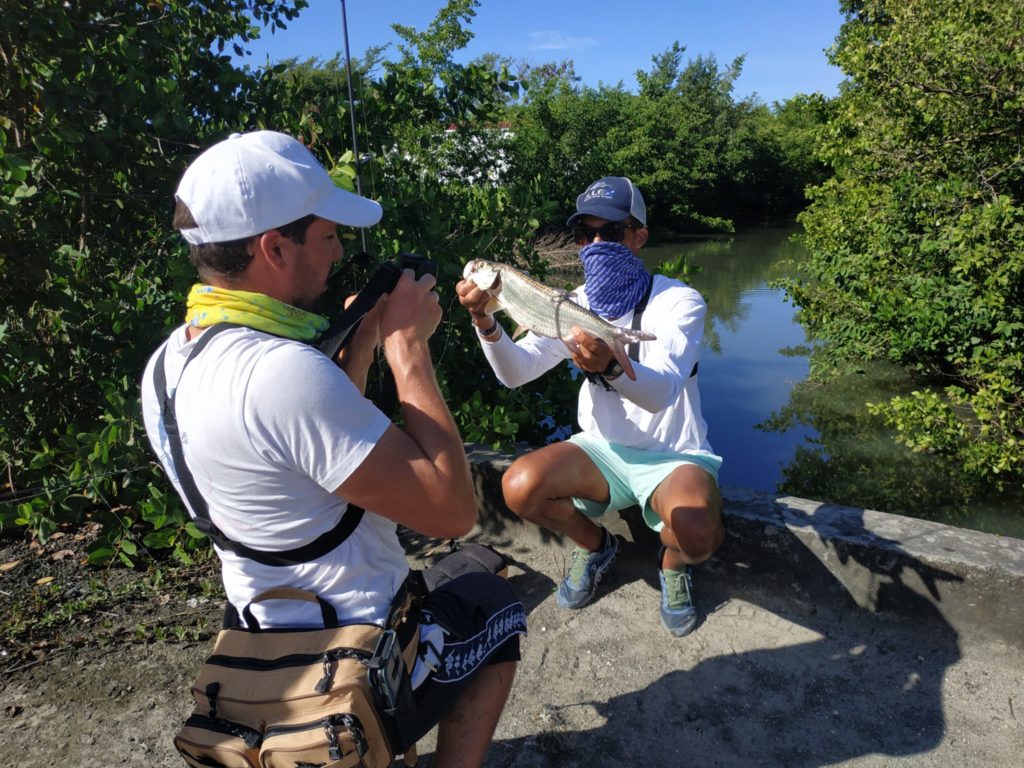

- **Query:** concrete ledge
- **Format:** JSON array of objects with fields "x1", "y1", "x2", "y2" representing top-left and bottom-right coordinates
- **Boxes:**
[{"x1": 466, "y1": 444, "x2": 1024, "y2": 647}]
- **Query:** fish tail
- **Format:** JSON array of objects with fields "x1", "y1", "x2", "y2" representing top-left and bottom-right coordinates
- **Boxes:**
[
  {"x1": 620, "y1": 328, "x2": 657, "y2": 342},
  {"x1": 610, "y1": 339, "x2": 637, "y2": 381}
]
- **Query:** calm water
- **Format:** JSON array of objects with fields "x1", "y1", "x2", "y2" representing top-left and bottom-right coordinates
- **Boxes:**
[{"x1": 641, "y1": 228, "x2": 1024, "y2": 539}]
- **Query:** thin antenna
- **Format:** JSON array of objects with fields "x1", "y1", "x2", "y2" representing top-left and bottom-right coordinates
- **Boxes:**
[{"x1": 339, "y1": 0, "x2": 368, "y2": 253}]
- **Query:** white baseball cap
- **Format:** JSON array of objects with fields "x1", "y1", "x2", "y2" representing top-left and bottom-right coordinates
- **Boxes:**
[{"x1": 175, "y1": 130, "x2": 383, "y2": 245}]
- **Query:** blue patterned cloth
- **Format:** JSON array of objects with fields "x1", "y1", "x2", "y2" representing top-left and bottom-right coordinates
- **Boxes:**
[{"x1": 580, "y1": 241, "x2": 652, "y2": 319}]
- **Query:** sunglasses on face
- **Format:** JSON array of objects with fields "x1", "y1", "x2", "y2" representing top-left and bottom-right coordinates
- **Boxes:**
[{"x1": 572, "y1": 222, "x2": 636, "y2": 245}]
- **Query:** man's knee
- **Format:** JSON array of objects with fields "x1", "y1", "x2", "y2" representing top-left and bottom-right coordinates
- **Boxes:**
[
  {"x1": 501, "y1": 460, "x2": 542, "y2": 520},
  {"x1": 663, "y1": 502, "x2": 725, "y2": 562}
]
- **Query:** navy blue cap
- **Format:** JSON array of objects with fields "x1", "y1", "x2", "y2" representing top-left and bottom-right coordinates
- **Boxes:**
[{"x1": 566, "y1": 176, "x2": 647, "y2": 227}]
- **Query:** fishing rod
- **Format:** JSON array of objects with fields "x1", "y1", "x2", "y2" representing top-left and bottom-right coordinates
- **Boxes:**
[
  {"x1": 325, "y1": 5, "x2": 437, "y2": 386},
  {"x1": 339, "y1": 0, "x2": 368, "y2": 253}
]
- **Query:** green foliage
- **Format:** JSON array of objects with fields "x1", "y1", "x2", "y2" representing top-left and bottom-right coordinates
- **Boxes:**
[
  {"x1": 0, "y1": 0, "x2": 308, "y2": 562},
  {"x1": 0, "y1": 0, "x2": 829, "y2": 565},
  {"x1": 786, "y1": 0, "x2": 1024, "y2": 485},
  {"x1": 653, "y1": 254, "x2": 702, "y2": 281},
  {"x1": 501, "y1": 44, "x2": 831, "y2": 235},
  {"x1": 759, "y1": 360, "x2": 1013, "y2": 525},
  {"x1": 267, "y1": 4, "x2": 577, "y2": 453},
  {"x1": 0, "y1": 0, "x2": 568, "y2": 564}
]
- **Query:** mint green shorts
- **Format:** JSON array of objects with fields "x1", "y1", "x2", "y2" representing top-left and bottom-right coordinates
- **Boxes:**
[{"x1": 569, "y1": 433, "x2": 723, "y2": 532}]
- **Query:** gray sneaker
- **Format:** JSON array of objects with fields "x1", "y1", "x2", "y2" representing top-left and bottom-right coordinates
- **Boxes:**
[
  {"x1": 659, "y1": 557, "x2": 697, "y2": 637},
  {"x1": 556, "y1": 528, "x2": 619, "y2": 609}
]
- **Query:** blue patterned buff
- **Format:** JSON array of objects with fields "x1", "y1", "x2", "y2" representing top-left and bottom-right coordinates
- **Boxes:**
[{"x1": 580, "y1": 241, "x2": 652, "y2": 319}]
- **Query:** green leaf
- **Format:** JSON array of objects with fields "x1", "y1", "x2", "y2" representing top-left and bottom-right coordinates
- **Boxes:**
[
  {"x1": 87, "y1": 547, "x2": 115, "y2": 565},
  {"x1": 143, "y1": 529, "x2": 176, "y2": 549}
]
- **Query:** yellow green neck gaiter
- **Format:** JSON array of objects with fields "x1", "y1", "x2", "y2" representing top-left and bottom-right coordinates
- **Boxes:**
[{"x1": 185, "y1": 284, "x2": 329, "y2": 342}]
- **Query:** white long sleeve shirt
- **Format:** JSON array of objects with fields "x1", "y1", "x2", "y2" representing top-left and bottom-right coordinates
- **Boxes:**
[{"x1": 480, "y1": 274, "x2": 715, "y2": 456}]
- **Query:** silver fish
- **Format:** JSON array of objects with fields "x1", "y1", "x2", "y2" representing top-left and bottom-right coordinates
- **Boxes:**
[{"x1": 463, "y1": 258, "x2": 656, "y2": 381}]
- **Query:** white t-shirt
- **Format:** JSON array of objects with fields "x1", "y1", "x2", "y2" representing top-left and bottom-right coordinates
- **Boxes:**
[
  {"x1": 141, "y1": 324, "x2": 407, "y2": 628},
  {"x1": 479, "y1": 274, "x2": 715, "y2": 456}
]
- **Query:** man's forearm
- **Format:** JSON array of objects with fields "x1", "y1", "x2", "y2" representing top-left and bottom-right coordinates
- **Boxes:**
[
  {"x1": 605, "y1": 362, "x2": 679, "y2": 412},
  {"x1": 481, "y1": 329, "x2": 564, "y2": 388}
]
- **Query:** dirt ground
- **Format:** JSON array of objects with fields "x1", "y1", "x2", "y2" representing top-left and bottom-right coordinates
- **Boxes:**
[{"x1": 2, "y1": 523, "x2": 1022, "y2": 768}]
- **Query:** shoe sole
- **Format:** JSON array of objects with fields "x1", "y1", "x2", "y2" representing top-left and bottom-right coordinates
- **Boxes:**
[{"x1": 660, "y1": 610, "x2": 698, "y2": 637}]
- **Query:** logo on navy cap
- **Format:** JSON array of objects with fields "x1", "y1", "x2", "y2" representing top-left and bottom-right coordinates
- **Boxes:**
[{"x1": 583, "y1": 181, "x2": 616, "y2": 202}]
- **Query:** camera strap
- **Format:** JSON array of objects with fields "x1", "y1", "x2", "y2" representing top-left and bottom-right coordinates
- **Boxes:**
[
  {"x1": 587, "y1": 275, "x2": 698, "y2": 391},
  {"x1": 317, "y1": 262, "x2": 403, "y2": 360},
  {"x1": 151, "y1": 322, "x2": 364, "y2": 566},
  {"x1": 625, "y1": 276, "x2": 699, "y2": 377}
]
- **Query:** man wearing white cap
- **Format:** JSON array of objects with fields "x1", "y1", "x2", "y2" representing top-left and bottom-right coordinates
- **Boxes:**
[{"x1": 141, "y1": 131, "x2": 523, "y2": 767}]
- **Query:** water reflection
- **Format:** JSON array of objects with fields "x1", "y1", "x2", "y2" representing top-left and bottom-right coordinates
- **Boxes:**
[
  {"x1": 641, "y1": 228, "x2": 1023, "y2": 538},
  {"x1": 766, "y1": 361, "x2": 1024, "y2": 538},
  {"x1": 643, "y1": 227, "x2": 816, "y2": 497}
]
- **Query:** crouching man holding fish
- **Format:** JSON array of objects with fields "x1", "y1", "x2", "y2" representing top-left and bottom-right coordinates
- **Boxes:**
[{"x1": 456, "y1": 177, "x2": 724, "y2": 637}]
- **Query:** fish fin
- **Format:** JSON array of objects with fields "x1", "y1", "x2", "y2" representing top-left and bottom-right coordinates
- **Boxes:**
[
  {"x1": 513, "y1": 324, "x2": 529, "y2": 339},
  {"x1": 547, "y1": 289, "x2": 578, "y2": 310},
  {"x1": 483, "y1": 296, "x2": 503, "y2": 315}
]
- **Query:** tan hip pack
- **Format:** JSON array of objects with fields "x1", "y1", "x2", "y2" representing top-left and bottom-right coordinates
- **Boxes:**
[{"x1": 173, "y1": 587, "x2": 420, "y2": 768}]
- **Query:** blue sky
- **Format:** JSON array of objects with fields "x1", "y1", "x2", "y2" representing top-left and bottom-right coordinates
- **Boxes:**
[{"x1": 241, "y1": 1, "x2": 847, "y2": 106}]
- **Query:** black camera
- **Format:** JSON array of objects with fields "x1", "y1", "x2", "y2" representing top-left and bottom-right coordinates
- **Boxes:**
[
  {"x1": 382, "y1": 251, "x2": 437, "y2": 290},
  {"x1": 318, "y1": 252, "x2": 437, "y2": 359}
]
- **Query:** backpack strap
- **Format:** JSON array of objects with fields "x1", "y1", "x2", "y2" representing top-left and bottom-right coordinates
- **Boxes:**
[
  {"x1": 150, "y1": 322, "x2": 364, "y2": 567},
  {"x1": 585, "y1": 274, "x2": 698, "y2": 390},
  {"x1": 626, "y1": 275, "x2": 699, "y2": 378},
  {"x1": 625, "y1": 274, "x2": 655, "y2": 363}
]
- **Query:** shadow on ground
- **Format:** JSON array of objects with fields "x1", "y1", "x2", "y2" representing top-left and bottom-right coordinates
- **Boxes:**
[{"x1": 411, "y1": 496, "x2": 966, "y2": 767}]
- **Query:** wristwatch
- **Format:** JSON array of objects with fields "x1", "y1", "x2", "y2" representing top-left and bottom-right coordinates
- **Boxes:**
[{"x1": 602, "y1": 359, "x2": 624, "y2": 381}]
